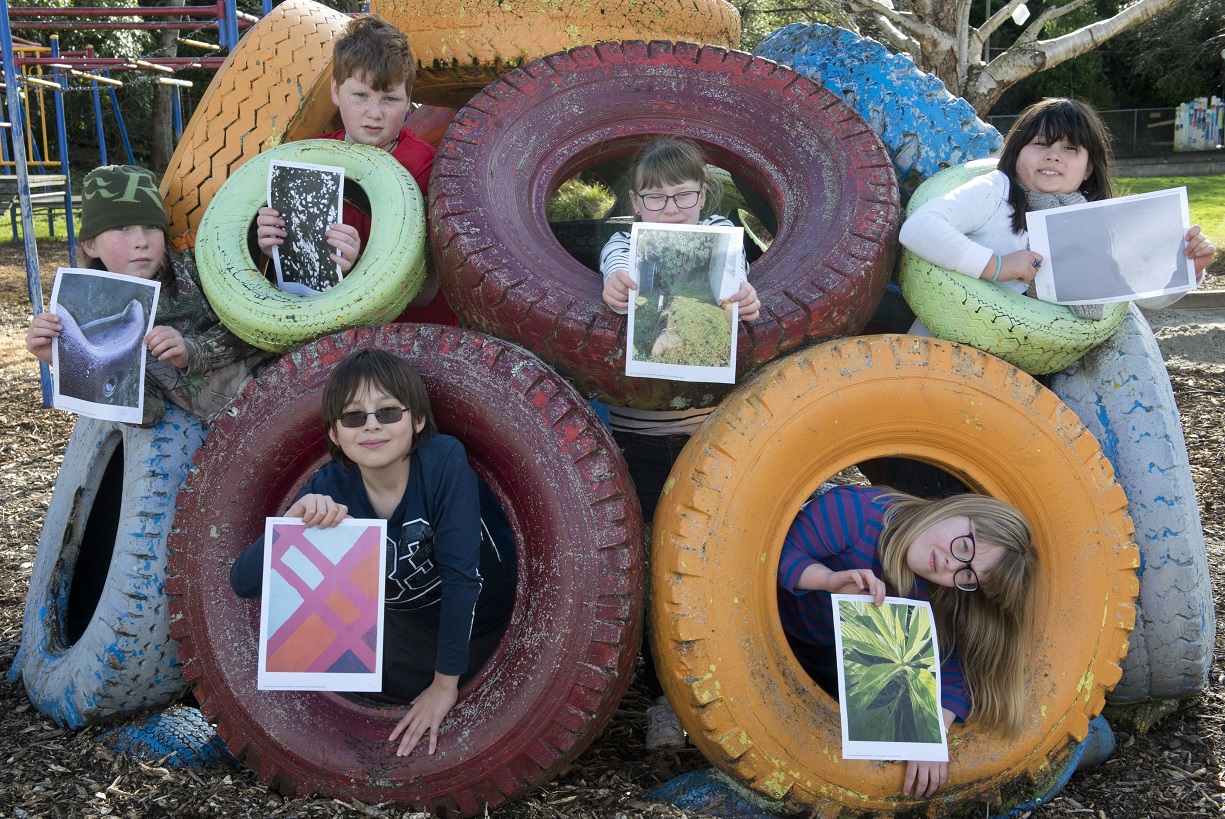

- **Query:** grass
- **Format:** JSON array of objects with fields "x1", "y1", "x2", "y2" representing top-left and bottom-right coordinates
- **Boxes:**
[{"x1": 0, "y1": 208, "x2": 78, "y2": 245}]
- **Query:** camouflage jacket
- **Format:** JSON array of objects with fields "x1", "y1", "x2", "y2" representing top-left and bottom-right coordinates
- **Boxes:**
[{"x1": 141, "y1": 251, "x2": 275, "y2": 427}]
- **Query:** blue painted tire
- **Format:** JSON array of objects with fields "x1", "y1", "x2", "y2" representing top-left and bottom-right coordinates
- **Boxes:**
[
  {"x1": 753, "y1": 23, "x2": 1002, "y2": 196},
  {"x1": 1050, "y1": 303, "x2": 1214, "y2": 702},
  {"x1": 98, "y1": 706, "x2": 234, "y2": 768},
  {"x1": 14, "y1": 403, "x2": 206, "y2": 727}
]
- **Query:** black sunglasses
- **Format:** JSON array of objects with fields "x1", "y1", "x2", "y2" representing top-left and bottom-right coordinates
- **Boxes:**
[{"x1": 338, "y1": 406, "x2": 408, "y2": 428}]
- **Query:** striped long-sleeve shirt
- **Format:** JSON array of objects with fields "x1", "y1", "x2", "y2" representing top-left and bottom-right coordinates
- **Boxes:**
[{"x1": 777, "y1": 485, "x2": 969, "y2": 720}]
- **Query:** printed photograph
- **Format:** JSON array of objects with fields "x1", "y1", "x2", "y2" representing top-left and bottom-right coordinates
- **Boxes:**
[
  {"x1": 268, "y1": 160, "x2": 346, "y2": 296},
  {"x1": 49, "y1": 267, "x2": 159, "y2": 424},
  {"x1": 832, "y1": 595, "x2": 948, "y2": 762},
  {"x1": 1028, "y1": 187, "x2": 1196, "y2": 305},
  {"x1": 625, "y1": 222, "x2": 743, "y2": 384},
  {"x1": 258, "y1": 517, "x2": 387, "y2": 692}
]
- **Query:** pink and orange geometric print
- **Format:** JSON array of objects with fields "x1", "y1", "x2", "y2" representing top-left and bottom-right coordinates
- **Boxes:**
[{"x1": 259, "y1": 518, "x2": 386, "y2": 691}]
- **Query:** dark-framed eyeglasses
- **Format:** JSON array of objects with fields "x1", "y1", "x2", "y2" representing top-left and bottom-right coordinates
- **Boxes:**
[
  {"x1": 633, "y1": 188, "x2": 703, "y2": 211},
  {"x1": 338, "y1": 406, "x2": 408, "y2": 428},
  {"x1": 950, "y1": 530, "x2": 979, "y2": 592}
]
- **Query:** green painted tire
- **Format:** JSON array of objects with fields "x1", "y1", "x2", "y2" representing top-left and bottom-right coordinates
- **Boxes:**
[
  {"x1": 195, "y1": 139, "x2": 426, "y2": 353},
  {"x1": 898, "y1": 159, "x2": 1126, "y2": 375}
]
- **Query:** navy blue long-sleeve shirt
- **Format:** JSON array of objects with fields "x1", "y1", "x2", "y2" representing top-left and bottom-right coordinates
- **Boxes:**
[{"x1": 230, "y1": 434, "x2": 515, "y2": 680}]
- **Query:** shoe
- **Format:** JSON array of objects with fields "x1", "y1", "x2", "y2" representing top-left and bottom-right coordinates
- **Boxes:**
[{"x1": 645, "y1": 695, "x2": 686, "y2": 751}]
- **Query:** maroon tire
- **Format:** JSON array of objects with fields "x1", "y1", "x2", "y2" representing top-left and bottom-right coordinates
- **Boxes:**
[
  {"x1": 165, "y1": 324, "x2": 644, "y2": 814},
  {"x1": 431, "y1": 40, "x2": 899, "y2": 410}
]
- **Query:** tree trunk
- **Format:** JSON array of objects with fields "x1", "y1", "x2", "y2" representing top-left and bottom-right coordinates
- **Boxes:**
[
  {"x1": 847, "y1": 0, "x2": 1184, "y2": 116},
  {"x1": 152, "y1": 0, "x2": 186, "y2": 173}
]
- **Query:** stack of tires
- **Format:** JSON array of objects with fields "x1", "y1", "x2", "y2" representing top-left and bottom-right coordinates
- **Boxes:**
[{"x1": 11, "y1": 3, "x2": 1210, "y2": 818}]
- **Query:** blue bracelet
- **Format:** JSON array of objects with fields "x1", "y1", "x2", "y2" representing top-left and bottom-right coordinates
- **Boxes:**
[{"x1": 991, "y1": 255, "x2": 1002, "y2": 282}]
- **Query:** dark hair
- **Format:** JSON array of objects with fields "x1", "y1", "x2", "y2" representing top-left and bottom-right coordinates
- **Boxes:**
[
  {"x1": 998, "y1": 97, "x2": 1114, "y2": 233},
  {"x1": 322, "y1": 348, "x2": 436, "y2": 469},
  {"x1": 332, "y1": 14, "x2": 415, "y2": 93}
]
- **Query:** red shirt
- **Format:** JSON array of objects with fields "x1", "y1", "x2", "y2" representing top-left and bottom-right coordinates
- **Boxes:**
[{"x1": 321, "y1": 126, "x2": 457, "y2": 326}]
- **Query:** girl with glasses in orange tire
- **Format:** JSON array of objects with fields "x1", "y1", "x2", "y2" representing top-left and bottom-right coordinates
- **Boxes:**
[
  {"x1": 778, "y1": 485, "x2": 1038, "y2": 799},
  {"x1": 228, "y1": 348, "x2": 516, "y2": 759}
]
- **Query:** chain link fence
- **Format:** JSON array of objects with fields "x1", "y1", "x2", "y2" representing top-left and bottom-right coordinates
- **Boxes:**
[{"x1": 988, "y1": 108, "x2": 1182, "y2": 158}]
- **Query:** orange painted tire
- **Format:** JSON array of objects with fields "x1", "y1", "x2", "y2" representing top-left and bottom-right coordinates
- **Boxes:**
[
  {"x1": 373, "y1": 0, "x2": 741, "y2": 107},
  {"x1": 650, "y1": 335, "x2": 1138, "y2": 816},
  {"x1": 160, "y1": 0, "x2": 346, "y2": 250}
]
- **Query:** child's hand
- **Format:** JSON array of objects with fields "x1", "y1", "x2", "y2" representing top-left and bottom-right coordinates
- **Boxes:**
[
  {"x1": 326, "y1": 222, "x2": 362, "y2": 274},
  {"x1": 255, "y1": 207, "x2": 286, "y2": 256},
  {"x1": 286, "y1": 493, "x2": 349, "y2": 528},
  {"x1": 823, "y1": 568, "x2": 886, "y2": 605},
  {"x1": 25, "y1": 311, "x2": 60, "y2": 364},
  {"x1": 723, "y1": 281, "x2": 761, "y2": 323},
  {"x1": 602, "y1": 269, "x2": 638, "y2": 311},
  {"x1": 389, "y1": 673, "x2": 460, "y2": 757},
  {"x1": 902, "y1": 759, "x2": 947, "y2": 798},
  {"x1": 1185, "y1": 225, "x2": 1216, "y2": 282},
  {"x1": 987, "y1": 250, "x2": 1043, "y2": 284},
  {"x1": 146, "y1": 325, "x2": 189, "y2": 369},
  {"x1": 900, "y1": 708, "x2": 956, "y2": 797}
]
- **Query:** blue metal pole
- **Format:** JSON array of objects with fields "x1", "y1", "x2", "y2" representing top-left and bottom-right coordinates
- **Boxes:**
[
  {"x1": 91, "y1": 79, "x2": 107, "y2": 164},
  {"x1": 221, "y1": 0, "x2": 239, "y2": 51},
  {"x1": 104, "y1": 74, "x2": 135, "y2": 164},
  {"x1": 50, "y1": 36, "x2": 76, "y2": 266},
  {"x1": 0, "y1": 2, "x2": 53, "y2": 406},
  {"x1": 172, "y1": 84, "x2": 182, "y2": 141},
  {"x1": 262, "y1": 0, "x2": 272, "y2": 17}
]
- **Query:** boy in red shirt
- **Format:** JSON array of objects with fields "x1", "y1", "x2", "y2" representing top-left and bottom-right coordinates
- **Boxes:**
[{"x1": 256, "y1": 14, "x2": 456, "y2": 325}]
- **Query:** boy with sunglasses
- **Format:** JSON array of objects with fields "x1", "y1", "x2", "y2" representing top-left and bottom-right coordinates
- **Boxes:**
[{"x1": 230, "y1": 348, "x2": 515, "y2": 757}]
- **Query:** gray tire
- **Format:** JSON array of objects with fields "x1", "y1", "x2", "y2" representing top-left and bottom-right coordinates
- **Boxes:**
[
  {"x1": 15, "y1": 402, "x2": 206, "y2": 727},
  {"x1": 1049, "y1": 303, "x2": 1214, "y2": 702}
]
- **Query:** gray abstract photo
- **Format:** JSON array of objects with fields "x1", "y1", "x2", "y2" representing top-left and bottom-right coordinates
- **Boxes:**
[
  {"x1": 269, "y1": 160, "x2": 346, "y2": 296},
  {"x1": 49, "y1": 267, "x2": 159, "y2": 423}
]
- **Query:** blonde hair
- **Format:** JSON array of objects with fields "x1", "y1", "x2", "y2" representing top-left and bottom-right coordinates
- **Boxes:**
[
  {"x1": 620, "y1": 137, "x2": 723, "y2": 218},
  {"x1": 877, "y1": 490, "x2": 1037, "y2": 737}
]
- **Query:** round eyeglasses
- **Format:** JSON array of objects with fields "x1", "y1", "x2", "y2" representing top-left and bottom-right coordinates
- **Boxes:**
[
  {"x1": 950, "y1": 531, "x2": 979, "y2": 592},
  {"x1": 338, "y1": 406, "x2": 408, "y2": 428},
  {"x1": 633, "y1": 189, "x2": 703, "y2": 211}
]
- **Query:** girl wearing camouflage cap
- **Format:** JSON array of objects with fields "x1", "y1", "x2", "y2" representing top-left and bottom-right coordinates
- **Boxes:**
[{"x1": 24, "y1": 164, "x2": 273, "y2": 426}]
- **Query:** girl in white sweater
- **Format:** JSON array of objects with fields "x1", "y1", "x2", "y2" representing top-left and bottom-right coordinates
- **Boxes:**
[{"x1": 900, "y1": 98, "x2": 1214, "y2": 327}]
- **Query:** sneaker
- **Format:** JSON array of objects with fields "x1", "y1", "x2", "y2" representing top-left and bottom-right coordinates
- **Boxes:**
[{"x1": 645, "y1": 695, "x2": 686, "y2": 751}]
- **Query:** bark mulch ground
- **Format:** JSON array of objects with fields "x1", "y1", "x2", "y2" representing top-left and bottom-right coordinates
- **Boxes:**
[{"x1": 1, "y1": 242, "x2": 1222, "y2": 818}]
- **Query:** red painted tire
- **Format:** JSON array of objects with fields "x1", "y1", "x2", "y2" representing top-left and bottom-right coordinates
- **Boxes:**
[
  {"x1": 165, "y1": 324, "x2": 643, "y2": 814},
  {"x1": 431, "y1": 40, "x2": 899, "y2": 410}
]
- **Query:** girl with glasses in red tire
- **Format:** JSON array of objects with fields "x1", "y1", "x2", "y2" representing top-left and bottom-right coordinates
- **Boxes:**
[
  {"x1": 229, "y1": 348, "x2": 515, "y2": 759},
  {"x1": 777, "y1": 485, "x2": 1038, "y2": 799}
]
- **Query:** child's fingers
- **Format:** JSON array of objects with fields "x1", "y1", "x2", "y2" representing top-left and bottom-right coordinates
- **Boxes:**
[
  {"x1": 256, "y1": 206, "x2": 283, "y2": 225},
  {"x1": 615, "y1": 270, "x2": 638, "y2": 291}
]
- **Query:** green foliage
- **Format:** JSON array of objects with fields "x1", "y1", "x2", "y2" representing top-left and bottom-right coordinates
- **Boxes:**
[
  {"x1": 1015, "y1": 3, "x2": 1119, "y2": 110},
  {"x1": 729, "y1": 0, "x2": 844, "y2": 52},
  {"x1": 633, "y1": 292, "x2": 733, "y2": 367},
  {"x1": 546, "y1": 178, "x2": 615, "y2": 221},
  {"x1": 1104, "y1": 0, "x2": 1225, "y2": 108},
  {"x1": 636, "y1": 230, "x2": 718, "y2": 287},
  {"x1": 839, "y1": 600, "x2": 943, "y2": 745}
]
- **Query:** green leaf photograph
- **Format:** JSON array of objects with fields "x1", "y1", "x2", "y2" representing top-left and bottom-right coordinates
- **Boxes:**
[{"x1": 836, "y1": 599, "x2": 943, "y2": 747}]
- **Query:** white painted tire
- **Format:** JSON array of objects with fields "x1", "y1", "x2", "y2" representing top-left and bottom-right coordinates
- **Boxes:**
[
  {"x1": 1049, "y1": 303, "x2": 1214, "y2": 702},
  {"x1": 14, "y1": 403, "x2": 206, "y2": 727}
]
